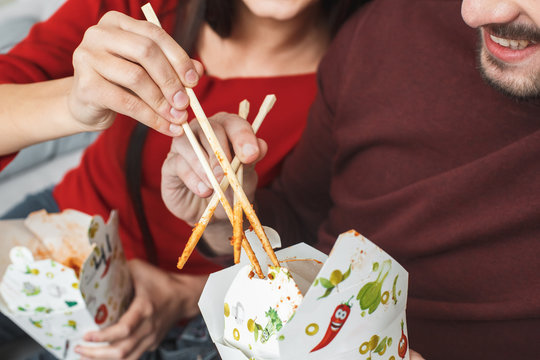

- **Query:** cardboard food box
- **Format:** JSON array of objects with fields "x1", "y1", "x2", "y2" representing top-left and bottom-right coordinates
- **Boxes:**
[
  {"x1": 199, "y1": 228, "x2": 410, "y2": 360},
  {"x1": 0, "y1": 210, "x2": 133, "y2": 359}
]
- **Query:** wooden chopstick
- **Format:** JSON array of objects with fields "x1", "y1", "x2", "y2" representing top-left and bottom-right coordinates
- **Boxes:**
[
  {"x1": 142, "y1": 4, "x2": 265, "y2": 275},
  {"x1": 186, "y1": 88, "x2": 280, "y2": 267},
  {"x1": 177, "y1": 95, "x2": 275, "y2": 269},
  {"x1": 232, "y1": 101, "x2": 249, "y2": 263},
  {"x1": 232, "y1": 166, "x2": 244, "y2": 263},
  {"x1": 142, "y1": 4, "x2": 234, "y2": 226}
]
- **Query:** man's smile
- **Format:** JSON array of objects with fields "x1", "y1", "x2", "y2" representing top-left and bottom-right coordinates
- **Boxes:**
[
  {"x1": 489, "y1": 33, "x2": 536, "y2": 50},
  {"x1": 483, "y1": 27, "x2": 540, "y2": 64}
]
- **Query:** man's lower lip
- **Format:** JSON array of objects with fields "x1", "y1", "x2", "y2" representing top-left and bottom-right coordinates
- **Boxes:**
[{"x1": 483, "y1": 28, "x2": 539, "y2": 63}]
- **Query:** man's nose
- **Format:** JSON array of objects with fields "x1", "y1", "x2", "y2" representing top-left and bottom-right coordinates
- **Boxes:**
[{"x1": 461, "y1": 0, "x2": 521, "y2": 28}]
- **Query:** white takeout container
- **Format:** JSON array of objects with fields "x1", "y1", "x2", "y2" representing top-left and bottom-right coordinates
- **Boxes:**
[
  {"x1": 199, "y1": 228, "x2": 410, "y2": 360},
  {"x1": 0, "y1": 210, "x2": 133, "y2": 359}
]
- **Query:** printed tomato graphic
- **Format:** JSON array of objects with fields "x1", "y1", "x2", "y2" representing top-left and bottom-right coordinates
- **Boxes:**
[
  {"x1": 310, "y1": 297, "x2": 353, "y2": 352},
  {"x1": 398, "y1": 320, "x2": 408, "y2": 359},
  {"x1": 94, "y1": 304, "x2": 108, "y2": 325}
]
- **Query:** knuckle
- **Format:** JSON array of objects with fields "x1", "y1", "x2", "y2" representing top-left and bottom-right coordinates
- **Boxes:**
[
  {"x1": 144, "y1": 113, "x2": 162, "y2": 131},
  {"x1": 134, "y1": 38, "x2": 157, "y2": 60},
  {"x1": 148, "y1": 24, "x2": 167, "y2": 41},
  {"x1": 213, "y1": 111, "x2": 229, "y2": 121},
  {"x1": 100, "y1": 10, "x2": 120, "y2": 24},
  {"x1": 162, "y1": 75, "x2": 181, "y2": 92},
  {"x1": 125, "y1": 66, "x2": 146, "y2": 87},
  {"x1": 89, "y1": 25, "x2": 107, "y2": 39},
  {"x1": 71, "y1": 48, "x2": 84, "y2": 67},
  {"x1": 120, "y1": 94, "x2": 142, "y2": 114},
  {"x1": 146, "y1": 88, "x2": 169, "y2": 112},
  {"x1": 118, "y1": 323, "x2": 132, "y2": 338}
]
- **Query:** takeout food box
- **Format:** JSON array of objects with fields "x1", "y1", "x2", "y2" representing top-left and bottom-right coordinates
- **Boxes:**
[
  {"x1": 0, "y1": 210, "x2": 133, "y2": 359},
  {"x1": 199, "y1": 228, "x2": 410, "y2": 360}
]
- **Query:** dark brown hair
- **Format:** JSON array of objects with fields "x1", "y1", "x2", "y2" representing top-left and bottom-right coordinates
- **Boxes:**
[{"x1": 126, "y1": 0, "x2": 366, "y2": 264}]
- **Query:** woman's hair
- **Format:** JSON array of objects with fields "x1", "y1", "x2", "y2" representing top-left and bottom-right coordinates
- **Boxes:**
[{"x1": 125, "y1": 0, "x2": 366, "y2": 264}]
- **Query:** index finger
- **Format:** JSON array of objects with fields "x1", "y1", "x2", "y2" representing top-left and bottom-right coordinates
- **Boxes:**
[
  {"x1": 100, "y1": 11, "x2": 203, "y2": 105},
  {"x1": 103, "y1": 11, "x2": 200, "y2": 86}
]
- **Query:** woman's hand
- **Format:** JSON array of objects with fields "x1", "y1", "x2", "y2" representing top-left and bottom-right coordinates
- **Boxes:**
[
  {"x1": 74, "y1": 259, "x2": 207, "y2": 360},
  {"x1": 411, "y1": 349, "x2": 426, "y2": 359},
  {"x1": 161, "y1": 112, "x2": 266, "y2": 252},
  {"x1": 68, "y1": 11, "x2": 204, "y2": 136}
]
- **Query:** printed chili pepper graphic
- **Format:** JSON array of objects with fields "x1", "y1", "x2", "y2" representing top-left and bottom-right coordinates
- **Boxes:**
[
  {"x1": 398, "y1": 320, "x2": 408, "y2": 359},
  {"x1": 310, "y1": 296, "x2": 353, "y2": 352},
  {"x1": 100, "y1": 256, "x2": 112, "y2": 279}
]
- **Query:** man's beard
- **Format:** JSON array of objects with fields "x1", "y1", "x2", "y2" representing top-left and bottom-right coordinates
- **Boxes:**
[{"x1": 476, "y1": 24, "x2": 540, "y2": 101}]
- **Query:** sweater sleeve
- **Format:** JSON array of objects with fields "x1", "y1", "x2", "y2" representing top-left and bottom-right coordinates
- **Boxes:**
[
  {"x1": 256, "y1": 91, "x2": 335, "y2": 248},
  {"x1": 0, "y1": 154, "x2": 16, "y2": 171}
]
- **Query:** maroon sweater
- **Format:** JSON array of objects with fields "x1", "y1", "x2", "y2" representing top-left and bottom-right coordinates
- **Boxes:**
[{"x1": 257, "y1": 0, "x2": 540, "y2": 358}]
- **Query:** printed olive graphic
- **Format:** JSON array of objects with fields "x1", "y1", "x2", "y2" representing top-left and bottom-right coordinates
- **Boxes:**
[
  {"x1": 381, "y1": 291, "x2": 390, "y2": 304},
  {"x1": 329, "y1": 270, "x2": 343, "y2": 286},
  {"x1": 314, "y1": 265, "x2": 351, "y2": 299},
  {"x1": 369, "y1": 335, "x2": 379, "y2": 350},
  {"x1": 359, "y1": 341, "x2": 369, "y2": 354},
  {"x1": 305, "y1": 323, "x2": 319, "y2": 336},
  {"x1": 224, "y1": 303, "x2": 230, "y2": 317},
  {"x1": 247, "y1": 319, "x2": 255, "y2": 332}
]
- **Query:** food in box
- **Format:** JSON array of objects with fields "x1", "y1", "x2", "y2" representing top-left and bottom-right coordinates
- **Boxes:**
[
  {"x1": 0, "y1": 209, "x2": 133, "y2": 360},
  {"x1": 199, "y1": 228, "x2": 410, "y2": 360}
]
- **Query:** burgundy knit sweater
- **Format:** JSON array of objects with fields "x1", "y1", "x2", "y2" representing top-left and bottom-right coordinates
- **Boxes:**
[{"x1": 257, "y1": 0, "x2": 540, "y2": 358}]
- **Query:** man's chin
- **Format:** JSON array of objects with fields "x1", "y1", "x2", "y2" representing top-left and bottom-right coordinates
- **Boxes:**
[{"x1": 478, "y1": 48, "x2": 540, "y2": 101}]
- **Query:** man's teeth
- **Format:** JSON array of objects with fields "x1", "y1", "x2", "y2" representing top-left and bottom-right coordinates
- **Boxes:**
[{"x1": 489, "y1": 34, "x2": 535, "y2": 50}]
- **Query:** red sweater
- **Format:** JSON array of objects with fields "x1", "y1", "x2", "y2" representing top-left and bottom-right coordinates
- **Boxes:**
[
  {"x1": 0, "y1": 0, "x2": 316, "y2": 274},
  {"x1": 257, "y1": 1, "x2": 540, "y2": 359}
]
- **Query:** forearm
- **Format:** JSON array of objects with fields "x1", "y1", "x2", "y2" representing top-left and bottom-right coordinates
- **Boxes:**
[{"x1": 0, "y1": 77, "x2": 92, "y2": 155}]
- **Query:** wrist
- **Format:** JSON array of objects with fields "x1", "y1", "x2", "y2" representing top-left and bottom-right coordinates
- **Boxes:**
[
  {"x1": 169, "y1": 272, "x2": 208, "y2": 320},
  {"x1": 199, "y1": 220, "x2": 234, "y2": 256}
]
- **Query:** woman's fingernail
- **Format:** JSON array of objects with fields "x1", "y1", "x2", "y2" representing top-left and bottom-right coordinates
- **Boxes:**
[
  {"x1": 185, "y1": 69, "x2": 199, "y2": 85},
  {"x1": 169, "y1": 123, "x2": 183, "y2": 135},
  {"x1": 173, "y1": 91, "x2": 188, "y2": 109},
  {"x1": 197, "y1": 182, "x2": 210, "y2": 194},
  {"x1": 242, "y1": 144, "x2": 257, "y2": 158},
  {"x1": 74, "y1": 345, "x2": 82, "y2": 354}
]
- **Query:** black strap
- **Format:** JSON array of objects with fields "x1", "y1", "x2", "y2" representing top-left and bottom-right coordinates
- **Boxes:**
[{"x1": 125, "y1": 123, "x2": 158, "y2": 264}]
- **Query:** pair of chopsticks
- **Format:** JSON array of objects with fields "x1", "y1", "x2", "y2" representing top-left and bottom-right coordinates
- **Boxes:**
[{"x1": 142, "y1": 3, "x2": 279, "y2": 277}]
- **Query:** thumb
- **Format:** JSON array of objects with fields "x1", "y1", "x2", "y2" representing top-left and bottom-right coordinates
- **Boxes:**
[{"x1": 240, "y1": 138, "x2": 267, "y2": 202}]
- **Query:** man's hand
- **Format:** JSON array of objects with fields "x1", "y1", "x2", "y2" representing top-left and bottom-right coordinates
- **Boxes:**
[
  {"x1": 74, "y1": 259, "x2": 207, "y2": 360},
  {"x1": 411, "y1": 349, "x2": 426, "y2": 360}
]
